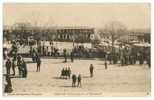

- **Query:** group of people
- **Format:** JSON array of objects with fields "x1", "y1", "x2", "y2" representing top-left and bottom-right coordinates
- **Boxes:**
[
  {"x1": 4, "y1": 40, "x2": 42, "y2": 93},
  {"x1": 30, "y1": 45, "x2": 60, "y2": 57},
  {"x1": 72, "y1": 74, "x2": 82, "y2": 87},
  {"x1": 17, "y1": 55, "x2": 28, "y2": 78},
  {"x1": 105, "y1": 46, "x2": 151, "y2": 68},
  {"x1": 5, "y1": 54, "x2": 28, "y2": 78},
  {"x1": 29, "y1": 43, "x2": 91, "y2": 63},
  {"x1": 73, "y1": 45, "x2": 90, "y2": 58},
  {"x1": 59, "y1": 64, "x2": 95, "y2": 87},
  {"x1": 4, "y1": 54, "x2": 27, "y2": 93},
  {"x1": 60, "y1": 67, "x2": 71, "y2": 79},
  {"x1": 3, "y1": 39, "x2": 150, "y2": 94},
  {"x1": 29, "y1": 48, "x2": 42, "y2": 72},
  {"x1": 72, "y1": 64, "x2": 94, "y2": 87},
  {"x1": 63, "y1": 49, "x2": 74, "y2": 63}
]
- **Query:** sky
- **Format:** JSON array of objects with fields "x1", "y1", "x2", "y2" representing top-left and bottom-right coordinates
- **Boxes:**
[{"x1": 3, "y1": 3, "x2": 151, "y2": 30}]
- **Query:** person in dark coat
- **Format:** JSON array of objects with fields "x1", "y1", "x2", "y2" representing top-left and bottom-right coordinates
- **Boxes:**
[
  {"x1": 12, "y1": 59, "x2": 16, "y2": 76},
  {"x1": 17, "y1": 56, "x2": 23, "y2": 76},
  {"x1": 70, "y1": 51, "x2": 74, "y2": 62},
  {"x1": 22, "y1": 60, "x2": 27, "y2": 78},
  {"x1": 32, "y1": 49, "x2": 36, "y2": 63},
  {"x1": 89, "y1": 64, "x2": 94, "y2": 77},
  {"x1": 68, "y1": 67, "x2": 71, "y2": 79},
  {"x1": 108, "y1": 53, "x2": 112, "y2": 64},
  {"x1": 36, "y1": 57, "x2": 41, "y2": 72},
  {"x1": 77, "y1": 74, "x2": 82, "y2": 87},
  {"x1": 138, "y1": 49, "x2": 144, "y2": 65},
  {"x1": 18, "y1": 61, "x2": 23, "y2": 76},
  {"x1": 105, "y1": 60, "x2": 108, "y2": 69},
  {"x1": 147, "y1": 55, "x2": 151, "y2": 68},
  {"x1": 5, "y1": 58, "x2": 11, "y2": 75},
  {"x1": 4, "y1": 75, "x2": 13, "y2": 93},
  {"x1": 72, "y1": 74, "x2": 77, "y2": 87},
  {"x1": 64, "y1": 68, "x2": 68, "y2": 79},
  {"x1": 63, "y1": 49, "x2": 67, "y2": 62}
]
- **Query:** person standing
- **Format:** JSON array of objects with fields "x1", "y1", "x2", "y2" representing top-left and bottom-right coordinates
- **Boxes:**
[
  {"x1": 70, "y1": 50, "x2": 74, "y2": 62},
  {"x1": 104, "y1": 55, "x2": 108, "y2": 69},
  {"x1": 89, "y1": 64, "x2": 94, "y2": 77},
  {"x1": 22, "y1": 60, "x2": 27, "y2": 78},
  {"x1": 147, "y1": 55, "x2": 151, "y2": 68},
  {"x1": 105, "y1": 60, "x2": 108, "y2": 69},
  {"x1": 63, "y1": 49, "x2": 67, "y2": 62},
  {"x1": 64, "y1": 68, "x2": 68, "y2": 79},
  {"x1": 72, "y1": 74, "x2": 77, "y2": 87},
  {"x1": 68, "y1": 67, "x2": 71, "y2": 79},
  {"x1": 17, "y1": 55, "x2": 23, "y2": 76},
  {"x1": 36, "y1": 57, "x2": 41, "y2": 72},
  {"x1": 5, "y1": 58, "x2": 11, "y2": 75},
  {"x1": 4, "y1": 75, "x2": 13, "y2": 93},
  {"x1": 12, "y1": 59, "x2": 16, "y2": 76},
  {"x1": 77, "y1": 74, "x2": 82, "y2": 87}
]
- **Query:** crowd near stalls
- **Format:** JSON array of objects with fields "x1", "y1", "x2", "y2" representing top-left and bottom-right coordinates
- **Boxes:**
[
  {"x1": 94, "y1": 41, "x2": 151, "y2": 68},
  {"x1": 4, "y1": 38, "x2": 151, "y2": 68},
  {"x1": 3, "y1": 28, "x2": 151, "y2": 93},
  {"x1": 3, "y1": 40, "x2": 42, "y2": 93}
]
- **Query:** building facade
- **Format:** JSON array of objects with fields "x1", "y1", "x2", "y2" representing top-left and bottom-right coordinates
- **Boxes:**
[
  {"x1": 55, "y1": 27, "x2": 94, "y2": 43},
  {"x1": 3, "y1": 26, "x2": 95, "y2": 43}
]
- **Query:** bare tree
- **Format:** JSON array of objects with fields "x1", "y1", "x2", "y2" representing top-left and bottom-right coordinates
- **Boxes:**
[{"x1": 103, "y1": 21, "x2": 127, "y2": 63}]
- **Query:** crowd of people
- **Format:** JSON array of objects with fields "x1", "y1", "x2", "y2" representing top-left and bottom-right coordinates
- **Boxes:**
[
  {"x1": 28, "y1": 41, "x2": 151, "y2": 70},
  {"x1": 105, "y1": 46, "x2": 151, "y2": 68},
  {"x1": 29, "y1": 42, "x2": 90, "y2": 60},
  {"x1": 3, "y1": 41, "x2": 42, "y2": 93},
  {"x1": 4, "y1": 55, "x2": 28, "y2": 93},
  {"x1": 3, "y1": 40, "x2": 150, "y2": 93},
  {"x1": 30, "y1": 41, "x2": 60, "y2": 57}
]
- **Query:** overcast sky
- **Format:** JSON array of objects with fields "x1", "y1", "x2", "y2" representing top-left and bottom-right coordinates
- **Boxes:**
[{"x1": 3, "y1": 3, "x2": 151, "y2": 29}]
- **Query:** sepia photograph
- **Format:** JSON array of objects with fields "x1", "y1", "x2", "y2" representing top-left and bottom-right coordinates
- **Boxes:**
[{"x1": 2, "y1": 3, "x2": 151, "y2": 96}]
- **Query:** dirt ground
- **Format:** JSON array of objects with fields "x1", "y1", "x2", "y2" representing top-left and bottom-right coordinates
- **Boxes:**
[{"x1": 3, "y1": 57, "x2": 151, "y2": 96}]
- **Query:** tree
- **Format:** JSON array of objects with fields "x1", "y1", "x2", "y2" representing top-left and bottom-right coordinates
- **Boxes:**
[{"x1": 103, "y1": 21, "x2": 127, "y2": 63}]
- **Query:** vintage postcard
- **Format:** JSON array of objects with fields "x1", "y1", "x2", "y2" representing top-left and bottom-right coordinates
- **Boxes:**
[{"x1": 3, "y1": 3, "x2": 151, "y2": 96}]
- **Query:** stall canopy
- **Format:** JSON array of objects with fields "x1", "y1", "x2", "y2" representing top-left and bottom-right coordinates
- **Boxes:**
[{"x1": 133, "y1": 43, "x2": 151, "y2": 47}]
